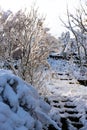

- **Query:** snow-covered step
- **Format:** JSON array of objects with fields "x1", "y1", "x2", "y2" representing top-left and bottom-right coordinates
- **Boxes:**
[
  {"x1": 45, "y1": 95, "x2": 86, "y2": 130},
  {"x1": 71, "y1": 122, "x2": 83, "y2": 129}
]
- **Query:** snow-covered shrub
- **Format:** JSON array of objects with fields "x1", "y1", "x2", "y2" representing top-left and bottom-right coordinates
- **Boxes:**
[{"x1": 0, "y1": 69, "x2": 60, "y2": 130}]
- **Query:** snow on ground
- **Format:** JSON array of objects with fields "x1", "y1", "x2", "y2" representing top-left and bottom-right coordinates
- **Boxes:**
[
  {"x1": 47, "y1": 58, "x2": 87, "y2": 97},
  {"x1": 0, "y1": 69, "x2": 60, "y2": 130},
  {"x1": 1, "y1": 57, "x2": 87, "y2": 129},
  {"x1": 44, "y1": 58, "x2": 87, "y2": 129}
]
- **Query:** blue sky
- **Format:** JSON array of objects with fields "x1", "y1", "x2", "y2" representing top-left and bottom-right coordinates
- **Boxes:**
[{"x1": 0, "y1": 0, "x2": 80, "y2": 37}]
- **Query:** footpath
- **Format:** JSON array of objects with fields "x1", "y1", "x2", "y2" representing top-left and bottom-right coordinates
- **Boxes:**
[{"x1": 45, "y1": 58, "x2": 87, "y2": 130}]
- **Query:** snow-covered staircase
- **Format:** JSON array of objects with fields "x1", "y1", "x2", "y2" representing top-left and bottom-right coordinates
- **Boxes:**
[
  {"x1": 46, "y1": 95, "x2": 87, "y2": 130},
  {"x1": 46, "y1": 57, "x2": 87, "y2": 129}
]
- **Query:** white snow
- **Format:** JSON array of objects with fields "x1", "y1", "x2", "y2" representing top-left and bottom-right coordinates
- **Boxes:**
[
  {"x1": 46, "y1": 57, "x2": 87, "y2": 129},
  {"x1": 47, "y1": 58, "x2": 87, "y2": 97},
  {"x1": 0, "y1": 69, "x2": 60, "y2": 130},
  {"x1": 1, "y1": 57, "x2": 87, "y2": 129}
]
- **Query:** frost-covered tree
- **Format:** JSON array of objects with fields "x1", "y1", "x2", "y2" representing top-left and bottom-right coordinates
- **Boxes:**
[
  {"x1": 0, "y1": 7, "x2": 50, "y2": 86},
  {"x1": 59, "y1": 31, "x2": 70, "y2": 54},
  {"x1": 60, "y1": 0, "x2": 87, "y2": 65}
]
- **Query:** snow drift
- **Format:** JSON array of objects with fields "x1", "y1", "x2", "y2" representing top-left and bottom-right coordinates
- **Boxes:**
[{"x1": 0, "y1": 69, "x2": 60, "y2": 130}]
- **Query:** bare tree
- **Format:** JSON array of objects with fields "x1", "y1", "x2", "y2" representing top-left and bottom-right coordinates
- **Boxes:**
[
  {"x1": 0, "y1": 7, "x2": 50, "y2": 85},
  {"x1": 59, "y1": 31, "x2": 70, "y2": 55},
  {"x1": 60, "y1": 1, "x2": 87, "y2": 66}
]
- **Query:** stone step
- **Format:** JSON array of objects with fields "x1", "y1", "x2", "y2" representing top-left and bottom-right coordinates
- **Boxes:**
[
  {"x1": 45, "y1": 95, "x2": 85, "y2": 130},
  {"x1": 68, "y1": 115, "x2": 81, "y2": 122},
  {"x1": 64, "y1": 104, "x2": 76, "y2": 109},
  {"x1": 65, "y1": 110, "x2": 78, "y2": 115},
  {"x1": 71, "y1": 122, "x2": 83, "y2": 129}
]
